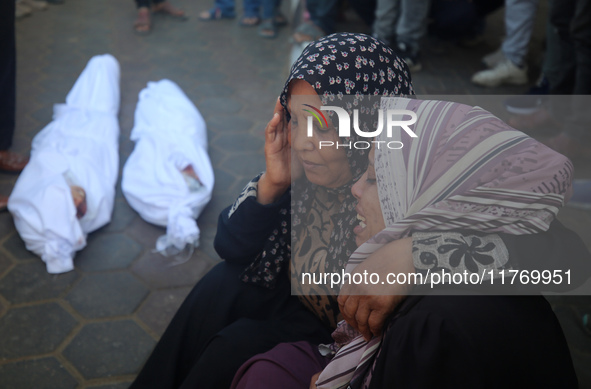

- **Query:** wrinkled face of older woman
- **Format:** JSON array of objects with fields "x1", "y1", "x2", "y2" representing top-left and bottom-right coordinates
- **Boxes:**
[
  {"x1": 351, "y1": 147, "x2": 385, "y2": 246},
  {"x1": 288, "y1": 80, "x2": 353, "y2": 189}
]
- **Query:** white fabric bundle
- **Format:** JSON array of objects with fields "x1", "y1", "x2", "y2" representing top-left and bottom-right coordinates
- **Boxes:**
[
  {"x1": 122, "y1": 79, "x2": 213, "y2": 257},
  {"x1": 8, "y1": 54, "x2": 120, "y2": 274}
]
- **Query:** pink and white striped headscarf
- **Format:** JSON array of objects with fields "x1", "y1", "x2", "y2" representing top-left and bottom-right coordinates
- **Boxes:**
[{"x1": 317, "y1": 98, "x2": 573, "y2": 389}]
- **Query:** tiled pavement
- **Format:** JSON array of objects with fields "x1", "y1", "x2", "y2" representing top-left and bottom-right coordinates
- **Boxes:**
[{"x1": 1, "y1": 0, "x2": 590, "y2": 388}]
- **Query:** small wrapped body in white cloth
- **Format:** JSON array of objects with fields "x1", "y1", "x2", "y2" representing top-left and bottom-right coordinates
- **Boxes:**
[
  {"x1": 122, "y1": 80, "x2": 214, "y2": 258},
  {"x1": 8, "y1": 54, "x2": 120, "y2": 274}
]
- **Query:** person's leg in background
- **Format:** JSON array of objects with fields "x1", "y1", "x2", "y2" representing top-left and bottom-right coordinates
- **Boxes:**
[
  {"x1": 241, "y1": 0, "x2": 262, "y2": 26},
  {"x1": 134, "y1": 0, "x2": 152, "y2": 33},
  {"x1": 395, "y1": 0, "x2": 430, "y2": 72},
  {"x1": 0, "y1": 0, "x2": 28, "y2": 211},
  {"x1": 258, "y1": 0, "x2": 284, "y2": 38},
  {"x1": 347, "y1": 0, "x2": 376, "y2": 31},
  {"x1": 292, "y1": 0, "x2": 339, "y2": 43},
  {"x1": 472, "y1": 0, "x2": 539, "y2": 87},
  {"x1": 546, "y1": 0, "x2": 577, "y2": 93},
  {"x1": 199, "y1": 0, "x2": 236, "y2": 20},
  {"x1": 371, "y1": 0, "x2": 399, "y2": 46},
  {"x1": 545, "y1": 0, "x2": 591, "y2": 158}
]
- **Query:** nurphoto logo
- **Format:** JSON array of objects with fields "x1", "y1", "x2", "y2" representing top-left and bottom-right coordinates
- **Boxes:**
[{"x1": 306, "y1": 106, "x2": 418, "y2": 149}]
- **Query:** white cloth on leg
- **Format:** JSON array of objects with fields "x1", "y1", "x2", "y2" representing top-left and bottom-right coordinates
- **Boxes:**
[
  {"x1": 122, "y1": 79, "x2": 214, "y2": 256},
  {"x1": 8, "y1": 54, "x2": 120, "y2": 274}
]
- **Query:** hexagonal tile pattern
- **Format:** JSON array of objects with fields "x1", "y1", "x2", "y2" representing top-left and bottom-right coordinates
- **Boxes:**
[
  {"x1": 62, "y1": 320, "x2": 156, "y2": 379},
  {"x1": 2, "y1": 233, "x2": 38, "y2": 262},
  {"x1": 206, "y1": 115, "x2": 254, "y2": 134},
  {"x1": 131, "y1": 250, "x2": 213, "y2": 288},
  {"x1": 136, "y1": 287, "x2": 192, "y2": 336},
  {"x1": 0, "y1": 212, "x2": 16, "y2": 238},
  {"x1": 65, "y1": 272, "x2": 149, "y2": 318},
  {"x1": 0, "y1": 303, "x2": 77, "y2": 359},
  {"x1": 221, "y1": 154, "x2": 265, "y2": 177},
  {"x1": 74, "y1": 234, "x2": 143, "y2": 272},
  {"x1": 0, "y1": 250, "x2": 13, "y2": 278},
  {"x1": 125, "y1": 217, "x2": 166, "y2": 250},
  {"x1": 0, "y1": 357, "x2": 78, "y2": 389},
  {"x1": 212, "y1": 132, "x2": 264, "y2": 153},
  {"x1": 102, "y1": 199, "x2": 137, "y2": 233},
  {"x1": 198, "y1": 97, "x2": 243, "y2": 115},
  {"x1": 0, "y1": 262, "x2": 79, "y2": 304}
]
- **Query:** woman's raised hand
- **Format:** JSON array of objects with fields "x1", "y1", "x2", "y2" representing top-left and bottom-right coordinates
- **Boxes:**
[
  {"x1": 337, "y1": 237, "x2": 415, "y2": 341},
  {"x1": 257, "y1": 98, "x2": 291, "y2": 205}
]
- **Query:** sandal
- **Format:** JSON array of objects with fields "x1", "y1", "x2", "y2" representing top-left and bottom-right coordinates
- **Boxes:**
[
  {"x1": 198, "y1": 7, "x2": 235, "y2": 21},
  {"x1": 292, "y1": 22, "x2": 325, "y2": 43},
  {"x1": 258, "y1": 19, "x2": 277, "y2": 39},
  {"x1": 0, "y1": 150, "x2": 29, "y2": 173},
  {"x1": 240, "y1": 15, "x2": 261, "y2": 27},
  {"x1": 133, "y1": 7, "x2": 151, "y2": 34},
  {"x1": 152, "y1": 1, "x2": 188, "y2": 20}
]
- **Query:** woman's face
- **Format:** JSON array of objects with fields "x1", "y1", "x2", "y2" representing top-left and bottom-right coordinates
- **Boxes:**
[
  {"x1": 287, "y1": 80, "x2": 353, "y2": 189},
  {"x1": 351, "y1": 147, "x2": 385, "y2": 246}
]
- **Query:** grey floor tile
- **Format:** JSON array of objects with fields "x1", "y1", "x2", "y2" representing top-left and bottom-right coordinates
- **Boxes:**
[
  {"x1": 62, "y1": 320, "x2": 156, "y2": 379},
  {"x1": 65, "y1": 272, "x2": 149, "y2": 319},
  {"x1": 0, "y1": 303, "x2": 77, "y2": 359},
  {"x1": 2, "y1": 233, "x2": 38, "y2": 262},
  {"x1": 0, "y1": 357, "x2": 78, "y2": 389},
  {"x1": 75, "y1": 233, "x2": 143, "y2": 272},
  {"x1": 0, "y1": 262, "x2": 79, "y2": 304},
  {"x1": 136, "y1": 287, "x2": 192, "y2": 336},
  {"x1": 131, "y1": 250, "x2": 213, "y2": 289}
]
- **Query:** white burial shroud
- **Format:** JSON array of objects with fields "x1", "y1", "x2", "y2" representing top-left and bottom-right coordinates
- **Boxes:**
[
  {"x1": 8, "y1": 54, "x2": 120, "y2": 274},
  {"x1": 122, "y1": 80, "x2": 214, "y2": 256}
]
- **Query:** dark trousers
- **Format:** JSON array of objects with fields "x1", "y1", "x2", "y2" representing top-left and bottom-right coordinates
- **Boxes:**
[
  {"x1": 135, "y1": 0, "x2": 164, "y2": 9},
  {"x1": 0, "y1": 0, "x2": 16, "y2": 151},
  {"x1": 306, "y1": 0, "x2": 376, "y2": 35},
  {"x1": 129, "y1": 262, "x2": 332, "y2": 389},
  {"x1": 547, "y1": 0, "x2": 591, "y2": 94}
]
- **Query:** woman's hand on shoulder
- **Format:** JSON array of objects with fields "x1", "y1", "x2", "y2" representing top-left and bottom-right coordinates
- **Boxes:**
[
  {"x1": 257, "y1": 98, "x2": 292, "y2": 204},
  {"x1": 309, "y1": 371, "x2": 322, "y2": 389},
  {"x1": 338, "y1": 237, "x2": 415, "y2": 341}
]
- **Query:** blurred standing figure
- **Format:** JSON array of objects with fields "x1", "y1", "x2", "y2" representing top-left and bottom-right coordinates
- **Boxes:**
[
  {"x1": 372, "y1": 0, "x2": 431, "y2": 72},
  {"x1": 0, "y1": 0, "x2": 29, "y2": 211},
  {"x1": 472, "y1": 0, "x2": 539, "y2": 87},
  {"x1": 134, "y1": 0, "x2": 186, "y2": 34},
  {"x1": 543, "y1": 0, "x2": 591, "y2": 157}
]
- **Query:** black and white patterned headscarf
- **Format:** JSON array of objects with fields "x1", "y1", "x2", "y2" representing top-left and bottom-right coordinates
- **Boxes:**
[{"x1": 242, "y1": 33, "x2": 414, "y2": 288}]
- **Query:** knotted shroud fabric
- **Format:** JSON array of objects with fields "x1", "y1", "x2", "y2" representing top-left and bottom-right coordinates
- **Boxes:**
[{"x1": 122, "y1": 79, "x2": 214, "y2": 257}]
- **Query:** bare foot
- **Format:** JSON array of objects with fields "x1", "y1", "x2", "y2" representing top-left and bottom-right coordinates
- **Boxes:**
[{"x1": 134, "y1": 7, "x2": 151, "y2": 34}]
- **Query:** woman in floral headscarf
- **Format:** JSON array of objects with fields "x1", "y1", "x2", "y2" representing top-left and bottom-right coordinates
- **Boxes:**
[{"x1": 130, "y1": 33, "x2": 588, "y2": 389}]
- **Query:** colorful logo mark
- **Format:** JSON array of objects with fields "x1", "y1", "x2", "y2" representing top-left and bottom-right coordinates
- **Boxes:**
[{"x1": 303, "y1": 104, "x2": 329, "y2": 128}]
